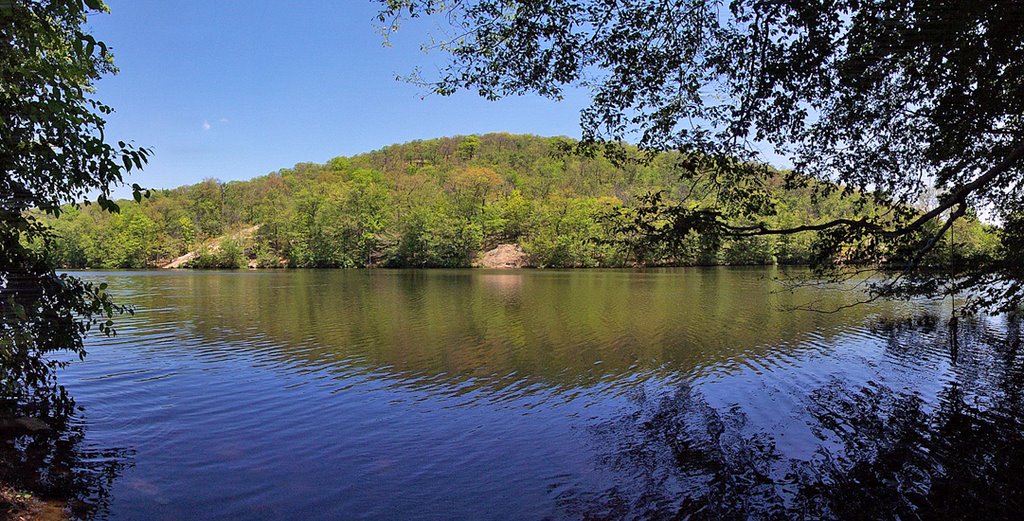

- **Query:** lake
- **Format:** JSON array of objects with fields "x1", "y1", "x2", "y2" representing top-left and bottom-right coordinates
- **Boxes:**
[{"x1": 49, "y1": 268, "x2": 1024, "y2": 519}]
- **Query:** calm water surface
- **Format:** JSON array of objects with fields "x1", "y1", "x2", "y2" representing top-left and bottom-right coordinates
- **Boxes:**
[{"x1": 55, "y1": 268, "x2": 1024, "y2": 520}]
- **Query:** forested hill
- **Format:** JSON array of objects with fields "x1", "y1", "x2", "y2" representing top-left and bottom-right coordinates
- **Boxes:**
[{"x1": 33, "y1": 133, "x2": 997, "y2": 269}]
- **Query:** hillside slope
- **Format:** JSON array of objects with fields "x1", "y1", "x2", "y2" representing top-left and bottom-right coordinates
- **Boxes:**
[{"x1": 32, "y1": 133, "x2": 998, "y2": 269}]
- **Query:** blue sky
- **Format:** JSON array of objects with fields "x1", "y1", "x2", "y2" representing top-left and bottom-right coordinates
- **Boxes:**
[{"x1": 87, "y1": 1, "x2": 588, "y2": 194}]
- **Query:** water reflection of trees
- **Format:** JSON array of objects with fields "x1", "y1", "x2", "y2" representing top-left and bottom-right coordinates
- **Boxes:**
[
  {"x1": 0, "y1": 404, "x2": 132, "y2": 519},
  {"x1": 563, "y1": 314, "x2": 1024, "y2": 520},
  {"x1": 116, "y1": 269, "x2": 886, "y2": 392}
]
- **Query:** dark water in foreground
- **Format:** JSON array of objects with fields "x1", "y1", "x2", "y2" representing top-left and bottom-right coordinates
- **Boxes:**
[{"x1": 44, "y1": 269, "x2": 1024, "y2": 519}]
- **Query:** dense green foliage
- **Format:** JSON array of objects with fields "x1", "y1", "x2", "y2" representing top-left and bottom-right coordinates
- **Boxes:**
[
  {"x1": 2, "y1": 0, "x2": 147, "y2": 412},
  {"x1": 34, "y1": 134, "x2": 998, "y2": 270}
]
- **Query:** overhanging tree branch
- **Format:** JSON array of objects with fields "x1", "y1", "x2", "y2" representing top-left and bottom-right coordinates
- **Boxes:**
[{"x1": 724, "y1": 141, "x2": 1024, "y2": 238}]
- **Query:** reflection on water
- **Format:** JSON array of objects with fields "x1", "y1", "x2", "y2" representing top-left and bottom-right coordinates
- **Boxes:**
[
  {"x1": 45, "y1": 268, "x2": 1024, "y2": 520},
  {"x1": 563, "y1": 313, "x2": 1024, "y2": 520},
  {"x1": 0, "y1": 405, "x2": 132, "y2": 519},
  {"x1": 98, "y1": 269, "x2": 888, "y2": 391}
]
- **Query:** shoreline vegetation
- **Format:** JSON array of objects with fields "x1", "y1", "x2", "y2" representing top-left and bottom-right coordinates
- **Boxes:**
[
  {"x1": 1, "y1": 486, "x2": 65, "y2": 521},
  {"x1": 30, "y1": 134, "x2": 999, "y2": 271}
]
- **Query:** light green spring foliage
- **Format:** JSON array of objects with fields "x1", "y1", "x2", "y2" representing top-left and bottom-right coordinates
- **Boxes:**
[{"x1": 35, "y1": 133, "x2": 999, "y2": 269}]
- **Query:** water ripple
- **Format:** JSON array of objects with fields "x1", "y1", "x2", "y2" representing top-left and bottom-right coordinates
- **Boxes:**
[{"x1": 51, "y1": 268, "x2": 1018, "y2": 520}]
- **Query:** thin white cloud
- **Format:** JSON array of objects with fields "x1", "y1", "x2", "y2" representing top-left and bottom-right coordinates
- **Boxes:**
[
  {"x1": 202, "y1": 120, "x2": 211, "y2": 131},
  {"x1": 218, "y1": 117, "x2": 229, "y2": 123}
]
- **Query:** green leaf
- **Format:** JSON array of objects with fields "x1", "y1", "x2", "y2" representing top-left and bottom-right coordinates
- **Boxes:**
[
  {"x1": 14, "y1": 302, "x2": 27, "y2": 321},
  {"x1": 97, "y1": 195, "x2": 121, "y2": 213}
]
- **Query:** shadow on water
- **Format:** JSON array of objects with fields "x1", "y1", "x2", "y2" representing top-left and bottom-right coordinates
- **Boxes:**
[
  {"x1": 0, "y1": 401, "x2": 132, "y2": 519},
  {"x1": 559, "y1": 313, "x2": 1024, "y2": 521}
]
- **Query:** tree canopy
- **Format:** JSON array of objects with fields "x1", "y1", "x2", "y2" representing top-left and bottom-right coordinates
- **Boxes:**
[
  {"x1": 39, "y1": 134, "x2": 1000, "y2": 272},
  {"x1": 377, "y1": 0, "x2": 1024, "y2": 312},
  {"x1": 1, "y1": 0, "x2": 148, "y2": 412}
]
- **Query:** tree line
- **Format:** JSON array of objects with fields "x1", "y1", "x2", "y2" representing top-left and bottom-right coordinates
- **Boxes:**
[{"x1": 31, "y1": 133, "x2": 1000, "y2": 270}]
